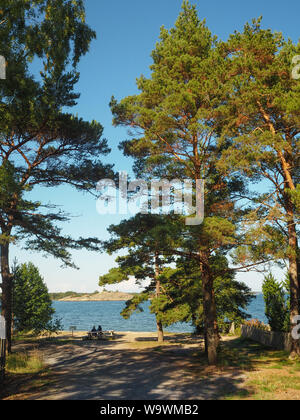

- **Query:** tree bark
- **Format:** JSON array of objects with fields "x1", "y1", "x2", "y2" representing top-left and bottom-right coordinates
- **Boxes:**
[
  {"x1": 155, "y1": 252, "x2": 164, "y2": 343},
  {"x1": 1, "y1": 240, "x2": 12, "y2": 353},
  {"x1": 156, "y1": 318, "x2": 164, "y2": 343},
  {"x1": 287, "y1": 212, "x2": 300, "y2": 357},
  {"x1": 200, "y1": 252, "x2": 219, "y2": 365},
  {"x1": 258, "y1": 107, "x2": 299, "y2": 356}
]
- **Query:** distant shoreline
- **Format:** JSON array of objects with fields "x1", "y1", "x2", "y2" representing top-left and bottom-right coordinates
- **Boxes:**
[
  {"x1": 51, "y1": 291, "x2": 135, "y2": 302},
  {"x1": 50, "y1": 290, "x2": 262, "y2": 302},
  {"x1": 56, "y1": 299, "x2": 130, "y2": 302}
]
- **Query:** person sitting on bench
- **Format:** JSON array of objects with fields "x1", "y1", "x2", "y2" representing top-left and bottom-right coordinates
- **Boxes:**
[
  {"x1": 88, "y1": 326, "x2": 97, "y2": 339},
  {"x1": 97, "y1": 325, "x2": 103, "y2": 337}
]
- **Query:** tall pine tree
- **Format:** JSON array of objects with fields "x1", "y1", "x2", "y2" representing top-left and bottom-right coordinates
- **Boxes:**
[
  {"x1": 0, "y1": 0, "x2": 114, "y2": 351},
  {"x1": 109, "y1": 2, "x2": 252, "y2": 364},
  {"x1": 216, "y1": 19, "x2": 300, "y2": 355}
]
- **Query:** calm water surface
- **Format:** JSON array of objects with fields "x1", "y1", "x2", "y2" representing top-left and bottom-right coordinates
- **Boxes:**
[{"x1": 53, "y1": 293, "x2": 267, "y2": 332}]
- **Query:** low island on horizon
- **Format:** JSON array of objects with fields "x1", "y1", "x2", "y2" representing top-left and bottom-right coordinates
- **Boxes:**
[{"x1": 49, "y1": 290, "x2": 136, "y2": 302}]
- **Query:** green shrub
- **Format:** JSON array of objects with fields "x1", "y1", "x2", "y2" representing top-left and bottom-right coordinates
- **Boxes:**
[
  {"x1": 262, "y1": 274, "x2": 289, "y2": 333},
  {"x1": 13, "y1": 262, "x2": 62, "y2": 335}
]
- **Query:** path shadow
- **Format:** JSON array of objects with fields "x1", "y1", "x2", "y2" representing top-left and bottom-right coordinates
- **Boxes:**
[
  {"x1": 9, "y1": 335, "x2": 286, "y2": 400},
  {"x1": 135, "y1": 333, "x2": 203, "y2": 345},
  {"x1": 30, "y1": 342, "x2": 247, "y2": 400}
]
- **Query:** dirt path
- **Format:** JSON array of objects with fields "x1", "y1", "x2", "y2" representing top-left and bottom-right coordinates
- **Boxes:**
[{"x1": 11, "y1": 332, "x2": 247, "y2": 400}]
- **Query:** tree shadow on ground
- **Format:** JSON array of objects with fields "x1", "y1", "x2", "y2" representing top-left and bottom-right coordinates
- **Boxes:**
[
  {"x1": 33, "y1": 346, "x2": 246, "y2": 400},
  {"x1": 13, "y1": 333, "x2": 128, "y2": 350},
  {"x1": 135, "y1": 333, "x2": 203, "y2": 345},
  {"x1": 0, "y1": 368, "x2": 54, "y2": 400},
  {"x1": 12, "y1": 337, "x2": 247, "y2": 400},
  {"x1": 4, "y1": 335, "x2": 290, "y2": 400},
  {"x1": 217, "y1": 337, "x2": 289, "y2": 371}
]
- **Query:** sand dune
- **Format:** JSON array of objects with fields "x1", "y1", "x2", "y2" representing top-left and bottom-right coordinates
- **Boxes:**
[{"x1": 59, "y1": 291, "x2": 134, "y2": 302}]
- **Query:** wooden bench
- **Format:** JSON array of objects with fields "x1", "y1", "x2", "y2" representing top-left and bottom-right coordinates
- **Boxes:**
[
  {"x1": 103, "y1": 330, "x2": 115, "y2": 339},
  {"x1": 87, "y1": 331, "x2": 101, "y2": 340}
]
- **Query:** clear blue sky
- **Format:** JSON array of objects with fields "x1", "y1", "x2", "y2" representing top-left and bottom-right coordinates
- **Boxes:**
[{"x1": 11, "y1": 0, "x2": 300, "y2": 293}]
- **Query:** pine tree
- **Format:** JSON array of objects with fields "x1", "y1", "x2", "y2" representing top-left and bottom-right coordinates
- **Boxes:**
[
  {"x1": 262, "y1": 273, "x2": 289, "y2": 333},
  {"x1": 99, "y1": 214, "x2": 178, "y2": 342},
  {"x1": 0, "y1": 1, "x2": 114, "y2": 351},
  {"x1": 215, "y1": 19, "x2": 300, "y2": 355},
  {"x1": 109, "y1": 1, "x2": 249, "y2": 364},
  {"x1": 157, "y1": 255, "x2": 253, "y2": 334}
]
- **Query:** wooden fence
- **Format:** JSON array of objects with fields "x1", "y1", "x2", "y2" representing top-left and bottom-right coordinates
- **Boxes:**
[{"x1": 241, "y1": 325, "x2": 293, "y2": 352}]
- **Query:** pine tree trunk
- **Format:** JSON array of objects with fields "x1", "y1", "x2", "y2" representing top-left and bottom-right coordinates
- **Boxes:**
[
  {"x1": 200, "y1": 253, "x2": 219, "y2": 365},
  {"x1": 204, "y1": 331, "x2": 208, "y2": 356},
  {"x1": 1, "y1": 240, "x2": 12, "y2": 353},
  {"x1": 156, "y1": 319, "x2": 164, "y2": 343},
  {"x1": 287, "y1": 214, "x2": 300, "y2": 357},
  {"x1": 155, "y1": 253, "x2": 164, "y2": 343}
]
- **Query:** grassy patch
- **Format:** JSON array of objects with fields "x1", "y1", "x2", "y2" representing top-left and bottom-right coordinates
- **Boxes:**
[
  {"x1": 185, "y1": 338, "x2": 300, "y2": 399},
  {"x1": 1, "y1": 349, "x2": 54, "y2": 400},
  {"x1": 220, "y1": 338, "x2": 300, "y2": 400},
  {"x1": 6, "y1": 350, "x2": 44, "y2": 374},
  {"x1": 235, "y1": 370, "x2": 300, "y2": 400},
  {"x1": 217, "y1": 338, "x2": 288, "y2": 370}
]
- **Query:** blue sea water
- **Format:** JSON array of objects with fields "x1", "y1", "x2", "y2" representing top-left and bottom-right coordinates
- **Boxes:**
[
  {"x1": 53, "y1": 293, "x2": 267, "y2": 332},
  {"x1": 246, "y1": 293, "x2": 268, "y2": 324}
]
